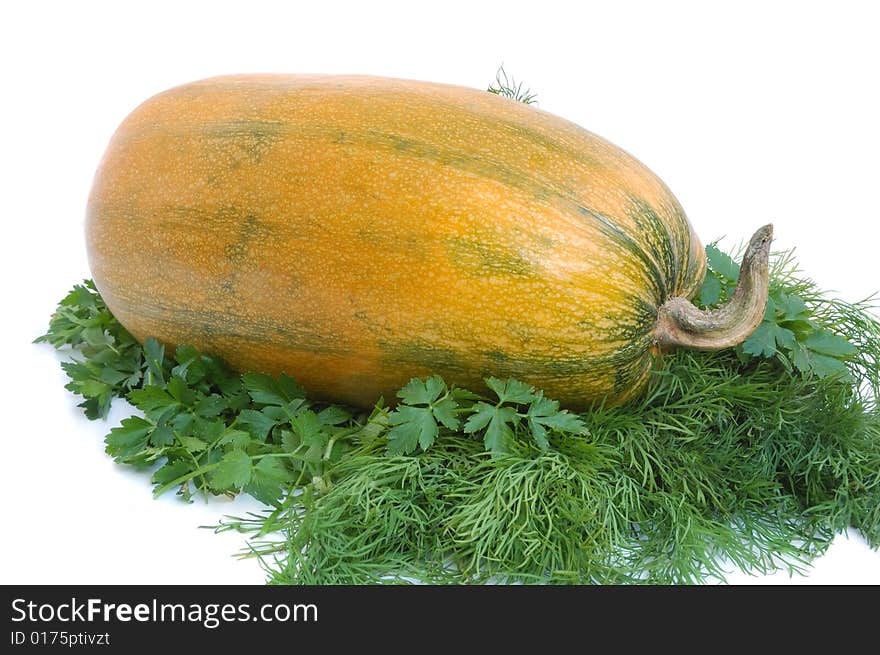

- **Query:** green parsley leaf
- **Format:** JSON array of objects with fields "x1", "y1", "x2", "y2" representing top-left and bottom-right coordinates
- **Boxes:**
[
  {"x1": 280, "y1": 429, "x2": 299, "y2": 453},
  {"x1": 105, "y1": 416, "x2": 153, "y2": 460},
  {"x1": 699, "y1": 275, "x2": 723, "y2": 307},
  {"x1": 245, "y1": 458, "x2": 292, "y2": 505},
  {"x1": 431, "y1": 396, "x2": 460, "y2": 431},
  {"x1": 290, "y1": 410, "x2": 324, "y2": 446},
  {"x1": 290, "y1": 411, "x2": 328, "y2": 462},
  {"x1": 243, "y1": 373, "x2": 305, "y2": 406},
  {"x1": 178, "y1": 435, "x2": 208, "y2": 452},
  {"x1": 217, "y1": 428, "x2": 252, "y2": 451},
  {"x1": 773, "y1": 326, "x2": 798, "y2": 352},
  {"x1": 168, "y1": 412, "x2": 192, "y2": 436},
  {"x1": 397, "y1": 376, "x2": 445, "y2": 405},
  {"x1": 742, "y1": 323, "x2": 785, "y2": 358},
  {"x1": 485, "y1": 377, "x2": 536, "y2": 404},
  {"x1": 807, "y1": 353, "x2": 851, "y2": 379},
  {"x1": 525, "y1": 392, "x2": 587, "y2": 450},
  {"x1": 149, "y1": 424, "x2": 175, "y2": 447},
  {"x1": 706, "y1": 245, "x2": 740, "y2": 281},
  {"x1": 151, "y1": 460, "x2": 192, "y2": 488},
  {"x1": 789, "y1": 341, "x2": 810, "y2": 373},
  {"x1": 387, "y1": 406, "x2": 438, "y2": 455},
  {"x1": 99, "y1": 367, "x2": 132, "y2": 386},
  {"x1": 237, "y1": 408, "x2": 279, "y2": 441},
  {"x1": 209, "y1": 449, "x2": 252, "y2": 491},
  {"x1": 193, "y1": 393, "x2": 227, "y2": 418},
  {"x1": 143, "y1": 337, "x2": 166, "y2": 386},
  {"x1": 359, "y1": 406, "x2": 390, "y2": 441},
  {"x1": 464, "y1": 402, "x2": 518, "y2": 454},
  {"x1": 776, "y1": 292, "x2": 810, "y2": 321},
  {"x1": 81, "y1": 325, "x2": 115, "y2": 349},
  {"x1": 260, "y1": 405, "x2": 290, "y2": 423},
  {"x1": 803, "y1": 331, "x2": 857, "y2": 358},
  {"x1": 317, "y1": 405, "x2": 352, "y2": 426},
  {"x1": 60, "y1": 360, "x2": 115, "y2": 419},
  {"x1": 129, "y1": 385, "x2": 179, "y2": 418},
  {"x1": 62, "y1": 283, "x2": 99, "y2": 311},
  {"x1": 385, "y1": 376, "x2": 461, "y2": 454}
]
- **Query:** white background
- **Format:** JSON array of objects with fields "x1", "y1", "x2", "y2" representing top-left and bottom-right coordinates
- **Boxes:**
[{"x1": 1, "y1": 0, "x2": 878, "y2": 585}]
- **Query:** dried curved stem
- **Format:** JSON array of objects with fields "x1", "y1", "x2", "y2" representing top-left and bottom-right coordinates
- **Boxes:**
[{"x1": 654, "y1": 224, "x2": 773, "y2": 350}]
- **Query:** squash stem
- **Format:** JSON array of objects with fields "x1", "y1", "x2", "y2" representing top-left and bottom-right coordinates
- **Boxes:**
[{"x1": 654, "y1": 224, "x2": 773, "y2": 351}]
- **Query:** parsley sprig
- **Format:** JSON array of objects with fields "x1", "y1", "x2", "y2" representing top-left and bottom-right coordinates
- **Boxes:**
[
  {"x1": 386, "y1": 376, "x2": 586, "y2": 456},
  {"x1": 464, "y1": 378, "x2": 586, "y2": 453},
  {"x1": 35, "y1": 281, "x2": 144, "y2": 419},
  {"x1": 105, "y1": 347, "x2": 352, "y2": 504},
  {"x1": 700, "y1": 245, "x2": 858, "y2": 380}
]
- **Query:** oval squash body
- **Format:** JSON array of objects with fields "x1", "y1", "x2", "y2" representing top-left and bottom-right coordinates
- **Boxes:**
[{"x1": 86, "y1": 74, "x2": 707, "y2": 408}]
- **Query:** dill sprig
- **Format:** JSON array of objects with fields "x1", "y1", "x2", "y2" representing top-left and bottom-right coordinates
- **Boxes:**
[{"x1": 487, "y1": 65, "x2": 537, "y2": 104}]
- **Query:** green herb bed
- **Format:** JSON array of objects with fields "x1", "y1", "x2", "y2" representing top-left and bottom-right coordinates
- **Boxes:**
[{"x1": 37, "y1": 245, "x2": 880, "y2": 584}]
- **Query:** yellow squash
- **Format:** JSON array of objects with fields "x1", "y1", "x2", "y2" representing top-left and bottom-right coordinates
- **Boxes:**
[{"x1": 86, "y1": 74, "x2": 770, "y2": 408}]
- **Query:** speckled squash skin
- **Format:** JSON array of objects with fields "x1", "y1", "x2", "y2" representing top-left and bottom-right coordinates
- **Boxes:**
[{"x1": 86, "y1": 74, "x2": 707, "y2": 408}]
